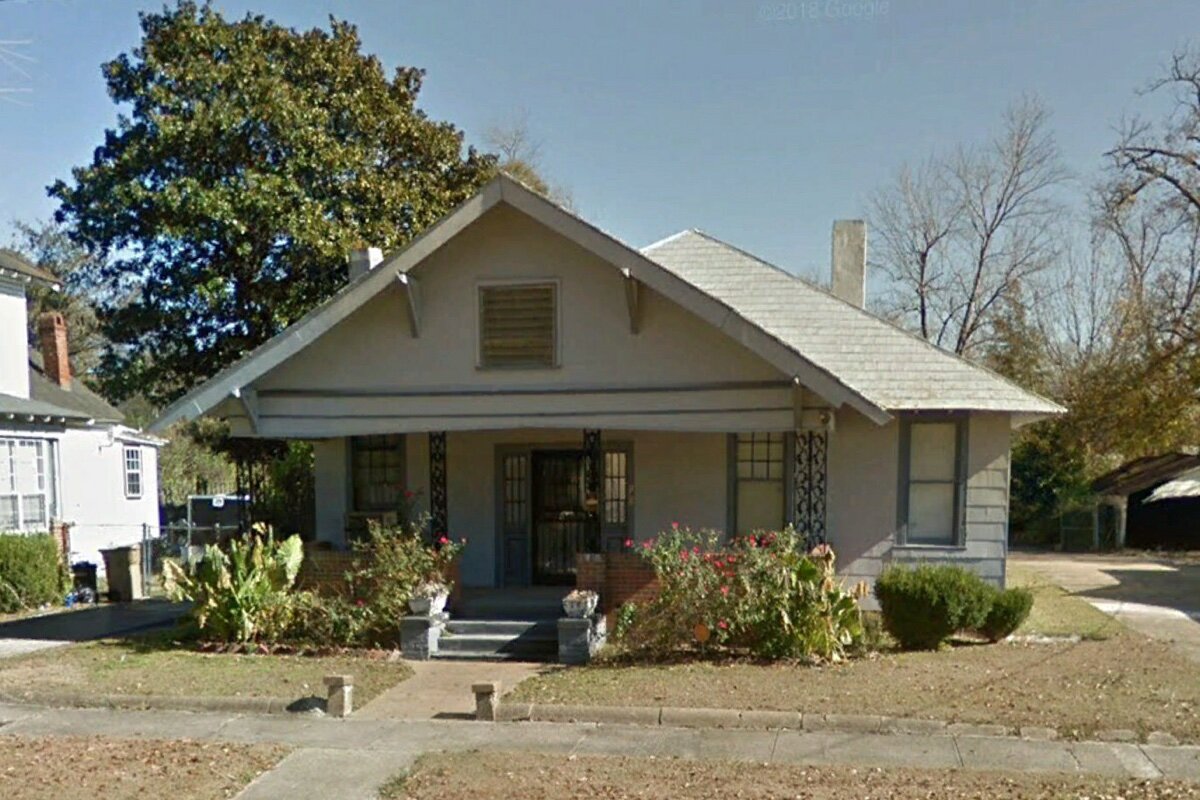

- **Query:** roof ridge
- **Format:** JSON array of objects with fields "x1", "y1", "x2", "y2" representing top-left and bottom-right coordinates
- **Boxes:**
[{"x1": 669, "y1": 229, "x2": 1064, "y2": 415}]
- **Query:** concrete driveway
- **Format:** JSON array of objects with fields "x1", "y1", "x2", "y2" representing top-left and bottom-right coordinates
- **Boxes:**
[
  {"x1": 1011, "y1": 551, "x2": 1200, "y2": 663},
  {"x1": 0, "y1": 600, "x2": 188, "y2": 659}
]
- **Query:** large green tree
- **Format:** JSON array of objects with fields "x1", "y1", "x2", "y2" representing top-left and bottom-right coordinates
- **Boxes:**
[{"x1": 52, "y1": 2, "x2": 496, "y2": 406}]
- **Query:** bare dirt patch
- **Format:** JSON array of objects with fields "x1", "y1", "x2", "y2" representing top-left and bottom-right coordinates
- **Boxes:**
[
  {"x1": 0, "y1": 734, "x2": 285, "y2": 800},
  {"x1": 0, "y1": 635, "x2": 412, "y2": 706},
  {"x1": 384, "y1": 751, "x2": 1200, "y2": 800}
]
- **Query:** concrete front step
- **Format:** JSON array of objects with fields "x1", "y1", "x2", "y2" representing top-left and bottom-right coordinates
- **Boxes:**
[
  {"x1": 444, "y1": 619, "x2": 556, "y2": 637},
  {"x1": 437, "y1": 631, "x2": 556, "y2": 660}
]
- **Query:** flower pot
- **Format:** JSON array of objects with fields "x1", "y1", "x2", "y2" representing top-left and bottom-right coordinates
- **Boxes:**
[
  {"x1": 562, "y1": 593, "x2": 598, "y2": 619},
  {"x1": 409, "y1": 591, "x2": 448, "y2": 616}
]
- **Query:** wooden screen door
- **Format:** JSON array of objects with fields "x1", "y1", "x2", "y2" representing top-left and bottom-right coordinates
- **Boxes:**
[{"x1": 531, "y1": 450, "x2": 599, "y2": 585}]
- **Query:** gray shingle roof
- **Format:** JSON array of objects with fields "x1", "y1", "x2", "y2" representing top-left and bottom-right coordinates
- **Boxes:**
[
  {"x1": 28, "y1": 352, "x2": 124, "y2": 423},
  {"x1": 0, "y1": 392, "x2": 90, "y2": 422},
  {"x1": 642, "y1": 230, "x2": 1063, "y2": 415},
  {"x1": 0, "y1": 250, "x2": 58, "y2": 286}
]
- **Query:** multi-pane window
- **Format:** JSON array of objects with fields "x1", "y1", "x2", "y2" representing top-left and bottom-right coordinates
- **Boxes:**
[
  {"x1": 350, "y1": 434, "x2": 405, "y2": 512},
  {"x1": 478, "y1": 282, "x2": 557, "y2": 368},
  {"x1": 123, "y1": 446, "x2": 143, "y2": 499},
  {"x1": 0, "y1": 438, "x2": 52, "y2": 532},
  {"x1": 603, "y1": 451, "x2": 628, "y2": 526},
  {"x1": 735, "y1": 433, "x2": 785, "y2": 534},
  {"x1": 502, "y1": 453, "x2": 529, "y2": 529},
  {"x1": 902, "y1": 420, "x2": 965, "y2": 545}
]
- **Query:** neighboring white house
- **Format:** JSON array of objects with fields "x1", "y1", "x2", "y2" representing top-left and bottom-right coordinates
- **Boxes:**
[
  {"x1": 0, "y1": 250, "x2": 161, "y2": 571},
  {"x1": 153, "y1": 176, "x2": 1063, "y2": 594}
]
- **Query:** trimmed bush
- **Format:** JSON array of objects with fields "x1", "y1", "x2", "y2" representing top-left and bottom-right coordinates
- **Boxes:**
[
  {"x1": 0, "y1": 533, "x2": 65, "y2": 613},
  {"x1": 874, "y1": 564, "x2": 995, "y2": 650},
  {"x1": 979, "y1": 587, "x2": 1033, "y2": 642}
]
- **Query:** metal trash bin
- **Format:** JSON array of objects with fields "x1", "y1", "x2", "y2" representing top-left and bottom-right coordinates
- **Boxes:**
[
  {"x1": 99, "y1": 545, "x2": 143, "y2": 602},
  {"x1": 71, "y1": 561, "x2": 98, "y2": 601}
]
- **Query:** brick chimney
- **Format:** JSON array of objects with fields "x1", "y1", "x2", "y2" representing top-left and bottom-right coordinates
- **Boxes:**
[{"x1": 37, "y1": 312, "x2": 71, "y2": 390}]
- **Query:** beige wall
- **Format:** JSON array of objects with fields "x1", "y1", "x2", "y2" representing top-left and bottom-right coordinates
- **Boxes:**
[{"x1": 246, "y1": 204, "x2": 790, "y2": 437}]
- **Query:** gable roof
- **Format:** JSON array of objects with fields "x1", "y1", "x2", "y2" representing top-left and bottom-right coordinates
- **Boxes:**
[
  {"x1": 152, "y1": 175, "x2": 1062, "y2": 432},
  {"x1": 0, "y1": 250, "x2": 59, "y2": 288},
  {"x1": 643, "y1": 230, "x2": 1064, "y2": 416},
  {"x1": 28, "y1": 351, "x2": 124, "y2": 424}
]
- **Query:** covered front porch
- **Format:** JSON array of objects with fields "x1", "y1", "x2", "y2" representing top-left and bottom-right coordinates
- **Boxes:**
[{"x1": 310, "y1": 424, "x2": 833, "y2": 591}]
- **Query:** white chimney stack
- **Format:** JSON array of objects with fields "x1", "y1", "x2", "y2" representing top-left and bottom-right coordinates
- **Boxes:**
[
  {"x1": 348, "y1": 246, "x2": 384, "y2": 281},
  {"x1": 831, "y1": 220, "x2": 867, "y2": 308}
]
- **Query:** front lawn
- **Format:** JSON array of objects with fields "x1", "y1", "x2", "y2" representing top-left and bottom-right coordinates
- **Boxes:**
[
  {"x1": 0, "y1": 734, "x2": 285, "y2": 800},
  {"x1": 382, "y1": 751, "x2": 1200, "y2": 800},
  {"x1": 1006, "y1": 562, "x2": 1121, "y2": 639},
  {"x1": 0, "y1": 634, "x2": 412, "y2": 707},
  {"x1": 509, "y1": 564, "x2": 1200, "y2": 742}
]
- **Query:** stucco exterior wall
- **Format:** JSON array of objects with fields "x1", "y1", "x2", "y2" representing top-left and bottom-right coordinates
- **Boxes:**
[{"x1": 243, "y1": 204, "x2": 791, "y2": 437}]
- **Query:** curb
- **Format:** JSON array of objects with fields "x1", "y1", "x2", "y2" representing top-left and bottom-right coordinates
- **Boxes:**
[
  {"x1": 0, "y1": 690, "x2": 299, "y2": 716},
  {"x1": 495, "y1": 702, "x2": 1187, "y2": 746}
]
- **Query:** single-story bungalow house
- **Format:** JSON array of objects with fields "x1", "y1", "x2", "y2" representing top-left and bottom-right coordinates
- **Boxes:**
[
  {"x1": 154, "y1": 176, "x2": 1063, "y2": 602},
  {"x1": 1, "y1": 250, "x2": 162, "y2": 570}
]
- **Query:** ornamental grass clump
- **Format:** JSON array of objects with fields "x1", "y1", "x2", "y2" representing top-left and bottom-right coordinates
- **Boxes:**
[{"x1": 621, "y1": 525, "x2": 863, "y2": 661}]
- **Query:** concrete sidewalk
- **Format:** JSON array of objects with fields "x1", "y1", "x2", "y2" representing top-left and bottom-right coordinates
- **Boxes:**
[
  {"x1": 356, "y1": 659, "x2": 548, "y2": 720},
  {"x1": 0, "y1": 702, "x2": 1197, "y2": 800}
]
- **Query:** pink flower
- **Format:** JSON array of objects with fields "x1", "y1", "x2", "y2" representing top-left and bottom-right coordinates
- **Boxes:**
[
  {"x1": 438, "y1": 535, "x2": 449, "y2": 545},
  {"x1": 404, "y1": 490, "x2": 415, "y2": 499},
  {"x1": 623, "y1": 538, "x2": 634, "y2": 549},
  {"x1": 642, "y1": 540, "x2": 653, "y2": 550},
  {"x1": 720, "y1": 585, "x2": 729, "y2": 596},
  {"x1": 671, "y1": 522, "x2": 680, "y2": 531},
  {"x1": 680, "y1": 550, "x2": 690, "y2": 562},
  {"x1": 717, "y1": 620, "x2": 728, "y2": 630}
]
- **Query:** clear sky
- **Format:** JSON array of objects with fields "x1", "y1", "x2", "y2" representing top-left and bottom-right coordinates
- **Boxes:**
[{"x1": 0, "y1": 0, "x2": 1197, "y2": 279}]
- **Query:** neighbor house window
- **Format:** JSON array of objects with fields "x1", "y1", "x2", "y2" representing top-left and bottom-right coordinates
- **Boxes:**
[
  {"x1": 478, "y1": 282, "x2": 557, "y2": 368},
  {"x1": 734, "y1": 432, "x2": 785, "y2": 535},
  {"x1": 350, "y1": 434, "x2": 405, "y2": 512},
  {"x1": 0, "y1": 438, "x2": 53, "y2": 531},
  {"x1": 900, "y1": 419, "x2": 966, "y2": 545},
  {"x1": 123, "y1": 446, "x2": 143, "y2": 499}
]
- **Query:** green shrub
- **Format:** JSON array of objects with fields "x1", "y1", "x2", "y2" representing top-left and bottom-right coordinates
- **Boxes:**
[
  {"x1": 624, "y1": 525, "x2": 863, "y2": 661},
  {"x1": 0, "y1": 533, "x2": 65, "y2": 613},
  {"x1": 613, "y1": 601, "x2": 640, "y2": 642},
  {"x1": 874, "y1": 564, "x2": 995, "y2": 650},
  {"x1": 979, "y1": 587, "x2": 1033, "y2": 642},
  {"x1": 163, "y1": 533, "x2": 304, "y2": 643}
]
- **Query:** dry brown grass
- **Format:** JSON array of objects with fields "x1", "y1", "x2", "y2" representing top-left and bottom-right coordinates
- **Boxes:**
[
  {"x1": 0, "y1": 635, "x2": 412, "y2": 706},
  {"x1": 0, "y1": 734, "x2": 285, "y2": 800},
  {"x1": 510, "y1": 564, "x2": 1200, "y2": 741},
  {"x1": 384, "y1": 751, "x2": 1200, "y2": 800}
]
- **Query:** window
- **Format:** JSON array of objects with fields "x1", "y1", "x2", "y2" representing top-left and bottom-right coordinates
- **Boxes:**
[
  {"x1": 123, "y1": 446, "x2": 143, "y2": 499},
  {"x1": 0, "y1": 438, "x2": 53, "y2": 531},
  {"x1": 734, "y1": 433, "x2": 785, "y2": 535},
  {"x1": 602, "y1": 450, "x2": 628, "y2": 526},
  {"x1": 350, "y1": 434, "x2": 405, "y2": 512},
  {"x1": 478, "y1": 282, "x2": 557, "y2": 368},
  {"x1": 900, "y1": 420, "x2": 966, "y2": 545}
]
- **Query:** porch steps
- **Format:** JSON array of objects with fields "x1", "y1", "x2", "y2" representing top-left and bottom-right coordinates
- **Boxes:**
[{"x1": 434, "y1": 618, "x2": 558, "y2": 661}]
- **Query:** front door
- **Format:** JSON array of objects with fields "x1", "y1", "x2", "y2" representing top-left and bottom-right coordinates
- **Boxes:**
[{"x1": 531, "y1": 450, "x2": 599, "y2": 584}]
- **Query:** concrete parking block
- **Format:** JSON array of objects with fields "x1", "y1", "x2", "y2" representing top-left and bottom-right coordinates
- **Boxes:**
[{"x1": 947, "y1": 722, "x2": 1010, "y2": 737}]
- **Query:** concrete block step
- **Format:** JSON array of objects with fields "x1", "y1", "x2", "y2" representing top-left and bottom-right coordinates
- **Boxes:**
[
  {"x1": 444, "y1": 619, "x2": 556, "y2": 637},
  {"x1": 437, "y1": 633, "x2": 556, "y2": 657},
  {"x1": 429, "y1": 649, "x2": 549, "y2": 662}
]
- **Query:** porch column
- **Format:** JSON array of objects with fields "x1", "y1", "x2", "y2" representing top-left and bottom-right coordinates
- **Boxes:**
[
  {"x1": 429, "y1": 432, "x2": 448, "y2": 537},
  {"x1": 583, "y1": 429, "x2": 602, "y2": 550},
  {"x1": 793, "y1": 427, "x2": 829, "y2": 547}
]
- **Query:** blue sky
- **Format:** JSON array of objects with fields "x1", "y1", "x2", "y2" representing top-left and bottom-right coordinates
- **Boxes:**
[{"x1": 0, "y1": 0, "x2": 1196, "y2": 278}]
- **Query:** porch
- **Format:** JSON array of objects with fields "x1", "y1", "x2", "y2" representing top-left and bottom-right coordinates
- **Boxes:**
[{"x1": 309, "y1": 426, "x2": 834, "y2": 591}]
